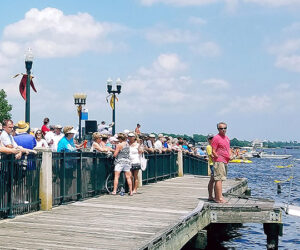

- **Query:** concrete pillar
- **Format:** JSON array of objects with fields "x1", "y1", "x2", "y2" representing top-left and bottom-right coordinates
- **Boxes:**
[
  {"x1": 177, "y1": 150, "x2": 183, "y2": 177},
  {"x1": 36, "y1": 148, "x2": 52, "y2": 211},
  {"x1": 138, "y1": 169, "x2": 143, "y2": 188}
]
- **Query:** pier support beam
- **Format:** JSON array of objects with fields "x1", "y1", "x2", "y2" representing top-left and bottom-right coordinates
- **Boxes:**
[{"x1": 263, "y1": 223, "x2": 283, "y2": 250}]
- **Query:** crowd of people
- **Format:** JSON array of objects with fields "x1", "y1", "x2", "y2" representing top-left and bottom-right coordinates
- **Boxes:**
[{"x1": 0, "y1": 118, "x2": 231, "y2": 200}]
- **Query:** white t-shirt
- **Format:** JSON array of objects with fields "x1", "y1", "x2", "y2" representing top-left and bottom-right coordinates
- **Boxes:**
[
  {"x1": 0, "y1": 130, "x2": 18, "y2": 148},
  {"x1": 52, "y1": 133, "x2": 64, "y2": 152},
  {"x1": 45, "y1": 131, "x2": 55, "y2": 150},
  {"x1": 154, "y1": 140, "x2": 163, "y2": 150},
  {"x1": 130, "y1": 143, "x2": 141, "y2": 165},
  {"x1": 35, "y1": 139, "x2": 48, "y2": 148}
]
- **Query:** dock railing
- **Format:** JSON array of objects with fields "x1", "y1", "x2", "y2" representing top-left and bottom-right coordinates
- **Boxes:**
[
  {"x1": 1, "y1": 150, "x2": 208, "y2": 218},
  {"x1": 0, "y1": 152, "x2": 42, "y2": 219},
  {"x1": 183, "y1": 153, "x2": 208, "y2": 176}
]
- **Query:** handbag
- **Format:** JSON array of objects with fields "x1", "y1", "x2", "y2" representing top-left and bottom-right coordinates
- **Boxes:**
[{"x1": 140, "y1": 154, "x2": 148, "y2": 171}]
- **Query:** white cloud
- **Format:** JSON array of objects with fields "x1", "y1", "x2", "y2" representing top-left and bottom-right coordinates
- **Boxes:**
[
  {"x1": 140, "y1": 0, "x2": 300, "y2": 8},
  {"x1": 244, "y1": 0, "x2": 300, "y2": 7},
  {"x1": 140, "y1": 0, "x2": 219, "y2": 6},
  {"x1": 153, "y1": 53, "x2": 187, "y2": 73},
  {"x1": 145, "y1": 25, "x2": 221, "y2": 58},
  {"x1": 188, "y1": 16, "x2": 207, "y2": 25},
  {"x1": 275, "y1": 55, "x2": 300, "y2": 72},
  {"x1": 270, "y1": 39, "x2": 300, "y2": 72},
  {"x1": 2, "y1": 7, "x2": 127, "y2": 58},
  {"x1": 190, "y1": 42, "x2": 221, "y2": 57},
  {"x1": 202, "y1": 78, "x2": 230, "y2": 89},
  {"x1": 220, "y1": 95, "x2": 272, "y2": 114},
  {"x1": 145, "y1": 26, "x2": 197, "y2": 44}
]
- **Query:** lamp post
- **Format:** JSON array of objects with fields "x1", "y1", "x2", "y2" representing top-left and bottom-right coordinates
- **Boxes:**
[
  {"x1": 25, "y1": 48, "x2": 33, "y2": 125},
  {"x1": 73, "y1": 93, "x2": 87, "y2": 142},
  {"x1": 106, "y1": 78, "x2": 122, "y2": 135}
]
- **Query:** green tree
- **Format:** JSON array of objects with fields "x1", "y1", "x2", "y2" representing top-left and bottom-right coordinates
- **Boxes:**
[{"x1": 0, "y1": 89, "x2": 12, "y2": 123}]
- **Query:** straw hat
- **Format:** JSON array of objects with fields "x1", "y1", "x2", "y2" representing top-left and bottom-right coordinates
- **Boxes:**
[
  {"x1": 15, "y1": 120, "x2": 30, "y2": 133},
  {"x1": 63, "y1": 126, "x2": 77, "y2": 134}
]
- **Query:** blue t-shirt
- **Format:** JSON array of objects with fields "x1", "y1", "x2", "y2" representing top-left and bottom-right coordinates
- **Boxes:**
[
  {"x1": 14, "y1": 133, "x2": 36, "y2": 150},
  {"x1": 57, "y1": 136, "x2": 76, "y2": 152}
]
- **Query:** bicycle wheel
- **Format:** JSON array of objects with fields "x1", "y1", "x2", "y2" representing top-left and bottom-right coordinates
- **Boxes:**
[{"x1": 105, "y1": 172, "x2": 125, "y2": 194}]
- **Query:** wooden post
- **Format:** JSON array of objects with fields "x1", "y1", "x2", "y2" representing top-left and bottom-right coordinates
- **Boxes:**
[
  {"x1": 177, "y1": 150, "x2": 183, "y2": 177},
  {"x1": 36, "y1": 148, "x2": 52, "y2": 211},
  {"x1": 263, "y1": 223, "x2": 282, "y2": 250}
]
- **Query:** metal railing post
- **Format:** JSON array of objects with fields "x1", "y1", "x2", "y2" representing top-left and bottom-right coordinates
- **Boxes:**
[
  {"x1": 8, "y1": 154, "x2": 15, "y2": 218},
  {"x1": 61, "y1": 152, "x2": 66, "y2": 204},
  {"x1": 77, "y1": 152, "x2": 82, "y2": 201}
]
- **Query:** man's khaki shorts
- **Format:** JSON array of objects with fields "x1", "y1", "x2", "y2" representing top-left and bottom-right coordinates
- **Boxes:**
[{"x1": 213, "y1": 162, "x2": 228, "y2": 181}]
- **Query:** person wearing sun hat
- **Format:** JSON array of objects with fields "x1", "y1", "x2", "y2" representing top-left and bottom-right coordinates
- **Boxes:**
[
  {"x1": 57, "y1": 126, "x2": 83, "y2": 152},
  {"x1": 14, "y1": 120, "x2": 36, "y2": 150}
]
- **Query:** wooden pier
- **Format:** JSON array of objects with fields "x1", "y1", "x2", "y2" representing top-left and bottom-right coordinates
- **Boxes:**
[{"x1": 0, "y1": 175, "x2": 282, "y2": 249}]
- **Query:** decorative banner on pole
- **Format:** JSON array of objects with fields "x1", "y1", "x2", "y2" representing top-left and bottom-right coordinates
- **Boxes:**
[
  {"x1": 106, "y1": 94, "x2": 118, "y2": 109},
  {"x1": 77, "y1": 105, "x2": 82, "y2": 117},
  {"x1": 13, "y1": 73, "x2": 37, "y2": 101}
]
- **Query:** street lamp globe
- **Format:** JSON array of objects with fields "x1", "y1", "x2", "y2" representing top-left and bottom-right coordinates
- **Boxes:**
[
  {"x1": 107, "y1": 78, "x2": 113, "y2": 93},
  {"x1": 25, "y1": 48, "x2": 33, "y2": 71},
  {"x1": 116, "y1": 78, "x2": 122, "y2": 94}
]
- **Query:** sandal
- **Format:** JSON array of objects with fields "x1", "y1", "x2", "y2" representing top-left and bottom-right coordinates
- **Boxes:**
[{"x1": 111, "y1": 191, "x2": 117, "y2": 195}]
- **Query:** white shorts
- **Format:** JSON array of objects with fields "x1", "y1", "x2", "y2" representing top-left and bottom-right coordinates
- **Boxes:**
[{"x1": 114, "y1": 163, "x2": 131, "y2": 172}]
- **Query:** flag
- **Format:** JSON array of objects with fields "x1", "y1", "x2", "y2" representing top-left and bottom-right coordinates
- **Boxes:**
[{"x1": 18, "y1": 74, "x2": 37, "y2": 101}]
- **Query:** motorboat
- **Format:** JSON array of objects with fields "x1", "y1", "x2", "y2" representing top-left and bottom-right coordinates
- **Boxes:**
[
  {"x1": 257, "y1": 152, "x2": 292, "y2": 159},
  {"x1": 240, "y1": 147, "x2": 260, "y2": 158}
]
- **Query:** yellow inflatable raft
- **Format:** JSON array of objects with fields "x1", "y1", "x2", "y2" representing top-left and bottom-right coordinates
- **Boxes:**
[{"x1": 229, "y1": 159, "x2": 252, "y2": 163}]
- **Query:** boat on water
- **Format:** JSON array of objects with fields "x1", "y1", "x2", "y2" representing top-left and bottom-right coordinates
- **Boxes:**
[
  {"x1": 229, "y1": 159, "x2": 252, "y2": 164},
  {"x1": 258, "y1": 152, "x2": 292, "y2": 159},
  {"x1": 240, "y1": 147, "x2": 260, "y2": 158}
]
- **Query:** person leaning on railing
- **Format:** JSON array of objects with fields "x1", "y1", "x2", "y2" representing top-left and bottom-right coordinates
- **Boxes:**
[
  {"x1": 90, "y1": 132, "x2": 113, "y2": 153},
  {"x1": 0, "y1": 119, "x2": 31, "y2": 159},
  {"x1": 57, "y1": 126, "x2": 83, "y2": 152}
]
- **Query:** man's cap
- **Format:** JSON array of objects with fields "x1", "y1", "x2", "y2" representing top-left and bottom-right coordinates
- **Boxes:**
[
  {"x1": 158, "y1": 134, "x2": 164, "y2": 138},
  {"x1": 207, "y1": 133, "x2": 214, "y2": 139},
  {"x1": 55, "y1": 124, "x2": 63, "y2": 129},
  {"x1": 123, "y1": 129, "x2": 130, "y2": 134},
  {"x1": 128, "y1": 132, "x2": 135, "y2": 137},
  {"x1": 149, "y1": 134, "x2": 156, "y2": 138}
]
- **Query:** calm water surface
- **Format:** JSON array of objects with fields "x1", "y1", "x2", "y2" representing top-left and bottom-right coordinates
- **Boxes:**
[{"x1": 221, "y1": 148, "x2": 300, "y2": 249}]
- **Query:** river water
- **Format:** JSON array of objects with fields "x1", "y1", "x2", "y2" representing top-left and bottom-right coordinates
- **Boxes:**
[{"x1": 219, "y1": 148, "x2": 300, "y2": 249}]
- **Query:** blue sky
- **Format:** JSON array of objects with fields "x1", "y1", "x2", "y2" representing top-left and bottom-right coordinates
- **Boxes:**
[{"x1": 1, "y1": 0, "x2": 300, "y2": 141}]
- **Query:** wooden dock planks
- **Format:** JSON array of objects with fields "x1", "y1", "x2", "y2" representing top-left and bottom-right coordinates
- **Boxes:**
[{"x1": 0, "y1": 175, "x2": 280, "y2": 249}]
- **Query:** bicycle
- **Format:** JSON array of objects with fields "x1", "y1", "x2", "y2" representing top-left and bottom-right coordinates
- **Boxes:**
[{"x1": 105, "y1": 166, "x2": 127, "y2": 194}]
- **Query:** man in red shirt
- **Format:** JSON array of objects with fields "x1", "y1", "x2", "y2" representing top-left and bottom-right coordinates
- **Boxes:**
[
  {"x1": 41, "y1": 117, "x2": 50, "y2": 136},
  {"x1": 211, "y1": 122, "x2": 232, "y2": 203}
]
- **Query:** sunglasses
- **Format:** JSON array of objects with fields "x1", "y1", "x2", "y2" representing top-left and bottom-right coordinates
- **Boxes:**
[{"x1": 218, "y1": 127, "x2": 227, "y2": 130}]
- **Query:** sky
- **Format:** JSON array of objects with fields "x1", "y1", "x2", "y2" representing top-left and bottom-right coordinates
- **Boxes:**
[{"x1": 1, "y1": 0, "x2": 300, "y2": 142}]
